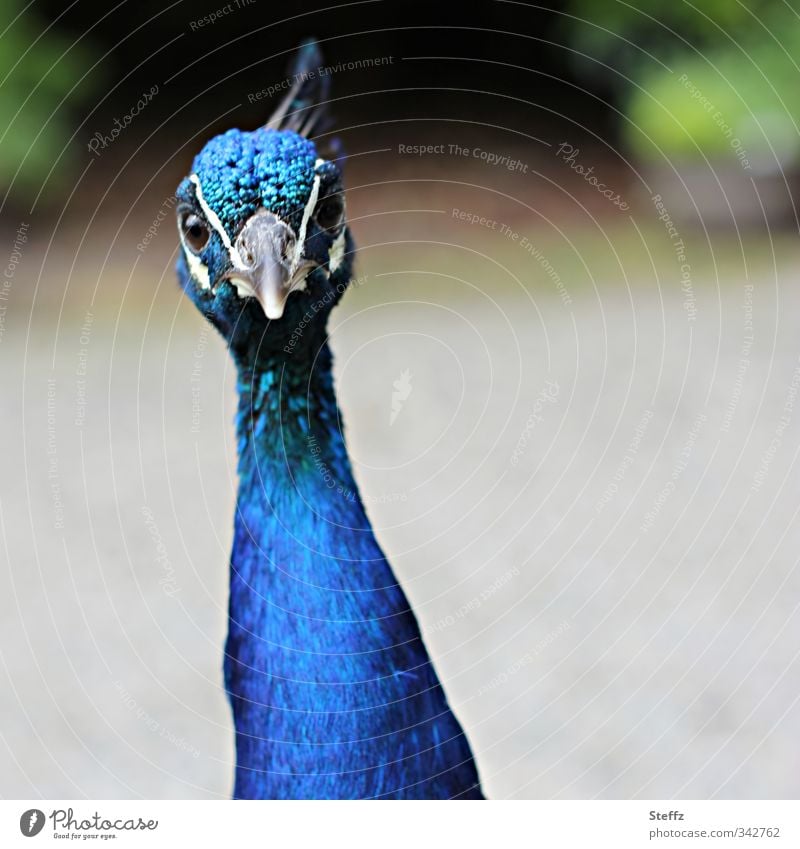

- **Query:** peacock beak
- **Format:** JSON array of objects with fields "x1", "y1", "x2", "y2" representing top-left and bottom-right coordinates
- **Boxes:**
[{"x1": 228, "y1": 210, "x2": 298, "y2": 320}]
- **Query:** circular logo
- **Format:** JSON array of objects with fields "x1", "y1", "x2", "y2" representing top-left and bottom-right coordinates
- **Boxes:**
[{"x1": 19, "y1": 809, "x2": 45, "y2": 837}]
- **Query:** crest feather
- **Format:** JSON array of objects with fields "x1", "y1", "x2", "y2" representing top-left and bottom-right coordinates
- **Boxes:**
[{"x1": 265, "y1": 40, "x2": 332, "y2": 138}]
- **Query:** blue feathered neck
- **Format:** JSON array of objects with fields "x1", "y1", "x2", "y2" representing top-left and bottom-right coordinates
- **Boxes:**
[{"x1": 224, "y1": 336, "x2": 483, "y2": 799}]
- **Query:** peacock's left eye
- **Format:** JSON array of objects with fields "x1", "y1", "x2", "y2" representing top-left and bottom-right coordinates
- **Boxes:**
[
  {"x1": 315, "y1": 194, "x2": 344, "y2": 232},
  {"x1": 179, "y1": 211, "x2": 210, "y2": 254}
]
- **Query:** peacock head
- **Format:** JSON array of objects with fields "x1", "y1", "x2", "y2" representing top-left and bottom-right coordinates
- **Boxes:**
[{"x1": 175, "y1": 41, "x2": 352, "y2": 355}]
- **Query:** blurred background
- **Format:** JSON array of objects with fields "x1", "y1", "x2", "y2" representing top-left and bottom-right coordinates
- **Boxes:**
[{"x1": 2, "y1": 0, "x2": 800, "y2": 799}]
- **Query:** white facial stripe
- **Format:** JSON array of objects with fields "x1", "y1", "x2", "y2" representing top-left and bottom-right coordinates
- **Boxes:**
[
  {"x1": 189, "y1": 174, "x2": 246, "y2": 270},
  {"x1": 189, "y1": 175, "x2": 231, "y2": 248},
  {"x1": 294, "y1": 174, "x2": 321, "y2": 271}
]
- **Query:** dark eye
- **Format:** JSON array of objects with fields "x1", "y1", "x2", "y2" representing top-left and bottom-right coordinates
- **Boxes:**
[
  {"x1": 315, "y1": 194, "x2": 344, "y2": 232},
  {"x1": 179, "y1": 211, "x2": 210, "y2": 253}
]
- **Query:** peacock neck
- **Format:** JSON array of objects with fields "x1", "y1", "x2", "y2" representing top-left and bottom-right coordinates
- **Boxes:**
[
  {"x1": 224, "y1": 331, "x2": 483, "y2": 800},
  {"x1": 231, "y1": 337, "x2": 371, "y2": 539}
]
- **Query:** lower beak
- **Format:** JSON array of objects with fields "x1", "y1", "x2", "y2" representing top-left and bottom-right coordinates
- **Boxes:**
[{"x1": 229, "y1": 210, "x2": 298, "y2": 320}]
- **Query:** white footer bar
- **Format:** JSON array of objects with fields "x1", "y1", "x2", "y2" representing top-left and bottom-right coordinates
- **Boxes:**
[{"x1": 3, "y1": 800, "x2": 796, "y2": 848}]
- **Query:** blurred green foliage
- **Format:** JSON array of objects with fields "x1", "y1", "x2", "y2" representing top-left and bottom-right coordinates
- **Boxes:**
[
  {"x1": 0, "y1": 1, "x2": 95, "y2": 203},
  {"x1": 565, "y1": 0, "x2": 800, "y2": 169},
  {"x1": 565, "y1": 0, "x2": 779, "y2": 77}
]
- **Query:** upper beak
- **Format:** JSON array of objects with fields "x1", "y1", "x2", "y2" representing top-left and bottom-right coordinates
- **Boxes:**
[{"x1": 229, "y1": 210, "x2": 298, "y2": 319}]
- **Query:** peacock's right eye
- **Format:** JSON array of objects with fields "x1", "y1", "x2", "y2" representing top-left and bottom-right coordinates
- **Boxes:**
[
  {"x1": 315, "y1": 194, "x2": 345, "y2": 232},
  {"x1": 179, "y1": 212, "x2": 210, "y2": 254}
]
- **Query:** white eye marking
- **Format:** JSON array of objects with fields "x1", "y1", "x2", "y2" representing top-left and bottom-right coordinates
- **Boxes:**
[
  {"x1": 189, "y1": 174, "x2": 245, "y2": 269},
  {"x1": 182, "y1": 245, "x2": 211, "y2": 289},
  {"x1": 294, "y1": 277, "x2": 308, "y2": 290},
  {"x1": 329, "y1": 230, "x2": 346, "y2": 272},
  {"x1": 226, "y1": 274, "x2": 256, "y2": 299}
]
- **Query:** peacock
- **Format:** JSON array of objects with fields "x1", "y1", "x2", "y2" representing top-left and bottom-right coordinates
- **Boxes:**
[{"x1": 174, "y1": 41, "x2": 484, "y2": 800}]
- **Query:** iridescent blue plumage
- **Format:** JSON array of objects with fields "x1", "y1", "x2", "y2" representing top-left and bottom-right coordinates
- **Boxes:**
[
  {"x1": 191, "y1": 128, "x2": 317, "y2": 228},
  {"x1": 175, "y1": 41, "x2": 483, "y2": 799}
]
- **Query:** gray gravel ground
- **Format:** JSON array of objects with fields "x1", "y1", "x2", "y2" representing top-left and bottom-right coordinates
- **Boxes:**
[{"x1": 2, "y1": 205, "x2": 800, "y2": 799}]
